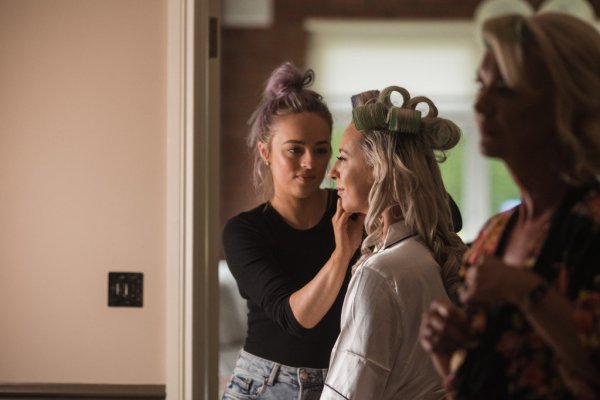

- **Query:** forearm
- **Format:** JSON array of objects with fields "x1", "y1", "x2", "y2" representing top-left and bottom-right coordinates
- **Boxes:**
[{"x1": 289, "y1": 250, "x2": 350, "y2": 329}]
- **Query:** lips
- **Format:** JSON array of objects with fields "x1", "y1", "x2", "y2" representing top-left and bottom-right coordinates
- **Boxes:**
[
  {"x1": 476, "y1": 115, "x2": 494, "y2": 134},
  {"x1": 296, "y1": 175, "x2": 316, "y2": 183}
]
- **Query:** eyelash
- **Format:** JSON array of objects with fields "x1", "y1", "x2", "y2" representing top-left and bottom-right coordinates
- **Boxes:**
[{"x1": 336, "y1": 156, "x2": 346, "y2": 161}]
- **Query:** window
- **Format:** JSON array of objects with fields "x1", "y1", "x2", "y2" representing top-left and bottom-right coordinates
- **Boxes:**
[{"x1": 307, "y1": 19, "x2": 519, "y2": 242}]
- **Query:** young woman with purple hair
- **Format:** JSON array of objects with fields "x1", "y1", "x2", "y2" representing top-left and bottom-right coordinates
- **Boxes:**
[{"x1": 221, "y1": 62, "x2": 364, "y2": 400}]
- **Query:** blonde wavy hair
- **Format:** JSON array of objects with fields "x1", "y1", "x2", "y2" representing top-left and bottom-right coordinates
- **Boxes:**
[
  {"x1": 482, "y1": 13, "x2": 600, "y2": 185},
  {"x1": 352, "y1": 87, "x2": 467, "y2": 301}
]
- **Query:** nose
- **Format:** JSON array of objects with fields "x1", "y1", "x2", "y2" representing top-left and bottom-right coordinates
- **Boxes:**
[
  {"x1": 474, "y1": 90, "x2": 490, "y2": 117},
  {"x1": 329, "y1": 160, "x2": 339, "y2": 180},
  {"x1": 301, "y1": 151, "x2": 314, "y2": 169}
]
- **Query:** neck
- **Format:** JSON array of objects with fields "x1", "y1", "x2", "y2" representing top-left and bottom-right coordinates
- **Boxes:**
[
  {"x1": 505, "y1": 161, "x2": 569, "y2": 221},
  {"x1": 270, "y1": 189, "x2": 328, "y2": 230},
  {"x1": 502, "y1": 140, "x2": 573, "y2": 218}
]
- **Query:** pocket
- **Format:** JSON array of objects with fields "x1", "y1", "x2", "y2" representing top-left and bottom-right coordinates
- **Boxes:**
[{"x1": 222, "y1": 373, "x2": 267, "y2": 399}]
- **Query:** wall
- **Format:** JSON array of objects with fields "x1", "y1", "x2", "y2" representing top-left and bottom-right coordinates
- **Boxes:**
[
  {"x1": 219, "y1": 0, "x2": 600, "y2": 229},
  {"x1": 0, "y1": 0, "x2": 166, "y2": 384}
]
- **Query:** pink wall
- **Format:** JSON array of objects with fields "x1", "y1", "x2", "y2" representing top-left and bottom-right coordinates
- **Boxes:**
[{"x1": 0, "y1": 0, "x2": 166, "y2": 383}]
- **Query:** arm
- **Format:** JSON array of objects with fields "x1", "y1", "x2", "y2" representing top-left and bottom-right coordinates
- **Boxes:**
[
  {"x1": 290, "y1": 198, "x2": 365, "y2": 328},
  {"x1": 460, "y1": 257, "x2": 600, "y2": 386},
  {"x1": 223, "y1": 199, "x2": 363, "y2": 335}
]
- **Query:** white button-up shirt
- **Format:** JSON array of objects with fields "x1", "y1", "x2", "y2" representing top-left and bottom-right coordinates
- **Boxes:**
[{"x1": 321, "y1": 221, "x2": 447, "y2": 400}]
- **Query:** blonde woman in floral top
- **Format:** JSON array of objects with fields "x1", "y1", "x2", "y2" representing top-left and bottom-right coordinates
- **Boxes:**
[{"x1": 419, "y1": 13, "x2": 600, "y2": 400}]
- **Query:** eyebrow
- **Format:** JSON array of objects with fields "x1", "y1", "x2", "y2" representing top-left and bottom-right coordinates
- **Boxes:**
[{"x1": 282, "y1": 140, "x2": 331, "y2": 146}]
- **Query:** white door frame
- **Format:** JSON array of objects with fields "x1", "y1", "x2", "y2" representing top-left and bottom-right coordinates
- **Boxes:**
[{"x1": 166, "y1": 0, "x2": 220, "y2": 399}]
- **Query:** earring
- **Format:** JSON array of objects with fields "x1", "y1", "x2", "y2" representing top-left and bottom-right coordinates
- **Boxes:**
[{"x1": 264, "y1": 160, "x2": 270, "y2": 167}]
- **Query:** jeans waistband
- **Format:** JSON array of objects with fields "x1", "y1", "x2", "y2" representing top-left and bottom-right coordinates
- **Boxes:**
[{"x1": 237, "y1": 349, "x2": 327, "y2": 386}]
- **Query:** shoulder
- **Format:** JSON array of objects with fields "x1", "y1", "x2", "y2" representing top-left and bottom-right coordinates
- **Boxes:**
[
  {"x1": 223, "y1": 204, "x2": 270, "y2": 240},
  {"x1": 465, "y1": 208, "x2": 515, "y2": 262},
  {"x1": 356, "y1": 238, "x2": 444, "y2": 297},
  {"x1": 348, "y1": 239, "x2": 447, "y2": 316},
  {"x1": 366, "y1": 237, "x2": 439, "y2": 279}
]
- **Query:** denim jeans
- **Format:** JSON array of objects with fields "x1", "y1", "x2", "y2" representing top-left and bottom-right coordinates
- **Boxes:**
[{"x1": 222, "y1": 350, "x2": 327, "y2": 400}]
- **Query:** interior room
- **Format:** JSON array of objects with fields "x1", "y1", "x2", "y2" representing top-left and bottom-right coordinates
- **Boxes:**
[{"x1": 1, "y1": 0, "x2": 598, "y2": 399}]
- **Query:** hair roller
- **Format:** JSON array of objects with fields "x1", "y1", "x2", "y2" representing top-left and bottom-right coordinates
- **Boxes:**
[
  {"x1": 406, "y1": 96, "x2": 438, "y2": 118},
  {"x1": 387, "y1": 107, "x2": 422, "y2": 134},
  {"x1": 353, "y1": 102, "x2": 388, "y2": 131},
  {"x1": 378, "y1": 86, "x2": 411, "y2": 108}
]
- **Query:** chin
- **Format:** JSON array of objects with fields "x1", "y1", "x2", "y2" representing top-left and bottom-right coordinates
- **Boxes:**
[
  {"x1": 340, "y1": 199, "x2": 359, "y2": 214},
  {"x1": 339, "y1": 198, "x2": 352, "y2": 212},
  {"x1": 480, "y1": 145, "x2": 505, "y2": 160}
]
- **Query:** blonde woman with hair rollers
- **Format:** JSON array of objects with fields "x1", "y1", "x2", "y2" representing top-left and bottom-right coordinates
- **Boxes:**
[{"x1": 321, "y1": 86, "x2": 467, "y2": 399}]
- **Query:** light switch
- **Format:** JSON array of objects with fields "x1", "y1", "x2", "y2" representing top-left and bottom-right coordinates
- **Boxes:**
[{"x1": 108, "y1": 272, "x2": 143, "y2": 307}]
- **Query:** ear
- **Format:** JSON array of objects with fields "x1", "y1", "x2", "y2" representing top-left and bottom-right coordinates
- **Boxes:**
[{"x1": 258, "y1": 142, "x2": 270, "y2": 163}]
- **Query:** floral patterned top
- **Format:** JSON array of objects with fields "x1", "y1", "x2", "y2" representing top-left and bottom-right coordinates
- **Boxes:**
[{"x1": 451, "y1": 182, "x2": 600, "y2": 400}]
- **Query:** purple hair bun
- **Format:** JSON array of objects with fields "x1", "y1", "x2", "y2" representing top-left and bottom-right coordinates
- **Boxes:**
[{"x1": 264, "y1": 62, "x2": 314, "y2": 99}]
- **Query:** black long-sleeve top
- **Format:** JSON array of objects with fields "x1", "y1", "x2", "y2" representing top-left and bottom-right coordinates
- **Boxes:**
[{"x1": 222, "y1": 189, "x2": 350, "y2": 368}]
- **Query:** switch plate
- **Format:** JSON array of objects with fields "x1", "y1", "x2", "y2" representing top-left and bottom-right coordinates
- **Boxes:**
[{"x1": 108, "y1": 272, "x2": 143, "y2": 307}]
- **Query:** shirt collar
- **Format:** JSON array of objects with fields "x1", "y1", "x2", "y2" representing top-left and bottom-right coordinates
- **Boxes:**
[{"x1": 380, "y1": 220, "x2": 416, "y2": 251}]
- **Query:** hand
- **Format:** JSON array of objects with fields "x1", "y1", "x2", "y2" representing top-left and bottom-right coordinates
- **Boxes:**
[
  {"x1": 332, "y1": 198, "x2": 365, "y2": 261},
  {"x1": 420, "y1": 299, "x2": 478, "y2": 356},
  {"x1": 458, "y1": 256, "x2": 538, "y2": 306}
]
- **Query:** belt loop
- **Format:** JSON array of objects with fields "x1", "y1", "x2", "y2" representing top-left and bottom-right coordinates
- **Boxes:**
[{"x1": 267, "y1": 362, "x2": 280, "y2": 386}]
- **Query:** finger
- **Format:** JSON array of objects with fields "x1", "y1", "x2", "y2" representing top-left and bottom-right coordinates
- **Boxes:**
[
  {"x1": 420, "y1": 323, "x2": 438, "y2": 342},
  {"x1": 419, "y1": 312, "x2": 437, "y2": 351},
  {"x1": 431, "y1": 299, "x2": 473, "y2": 324},
  {"x1": 428, "y1": 299, "x2": 457, "y2": 318},
  {"x1": 473, "y1": 253, "x2": 484, "y2": 267},
  {"x1": 420, "y1": 338, "x2": 433, "y2": 352},
  {"x1": 419, "y1": 331, "x2": 435, "y2": 352},
  {"x1": 337, "y1": 209, "x2": 352, "y2": 225},
  {"x1": 427, "y1": 301, "x2": 472, "y2": 336},
  {"x1": 427, "y1": 312, "x2": 473, "y2": 346},
  {"x1": 464, "y1": 264, "x2": 477, "y2": 282},
  {"x1": 420, "y1": 323, "x2": 453, "y2": 354},
  {"x1": 458, "y1": 284, "x2": 471, "y2": 304},
  {"x1": 333, "y1": 198, "x2": 344, "y2": 221}
]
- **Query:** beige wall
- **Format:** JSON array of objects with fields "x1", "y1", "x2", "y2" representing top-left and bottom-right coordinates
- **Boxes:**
[{"x1": 0, "y1": 0, "x2": 166, "y2": 384}]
